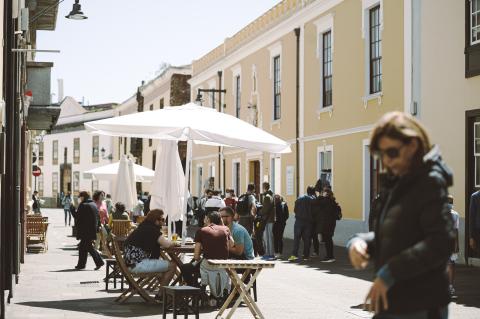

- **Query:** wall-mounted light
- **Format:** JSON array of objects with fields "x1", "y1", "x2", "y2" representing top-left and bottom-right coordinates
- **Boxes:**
[
  {"x1": 100, "y1": 147, "x2": 113, "y2": 161},
  {"x1": 66, "y1": 0, "x2": 88, "y2": 20}
]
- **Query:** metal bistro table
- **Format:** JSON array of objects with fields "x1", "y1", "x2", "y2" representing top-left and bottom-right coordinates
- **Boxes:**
[
  {"x1": 161, "y1": 243, "x2": 195, "y2": 285},
  {"x1": 207, "y1": 259, "x2": 275, "y2": 319}
]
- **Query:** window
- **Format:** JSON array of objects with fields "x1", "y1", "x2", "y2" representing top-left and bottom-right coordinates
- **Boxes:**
[
  {"x1": 475, "y1": 122, "x2": 480, "y2": 187},
  {"x1": 160, "y1": 98, "x2": 164, "y2": 109},
  {"x1": 317, "y1": 146, "x2": 333, "y2": 189},
  {"x1": 270, "y1": 156, "x2": 281, "y2": 195},
  {"x1": 152, "y1": 150, "x2": 157, "y2": 170},
  {"x1": 369, "y1": 5, "x2": 382, "y2": 94},
  {"x1": 235, "y1": 75, "x2": 241, "y2": 118},
  {"x1": 92, "y1": 179, "x2": 99, "y2": 194},
  {"x1": 52, "y1": 140, "x2": 58, "y2": 165},
  {"x1": 150, "y1": 104, "x2": 153, "y2": 111},
  {"x1": 38, "y1": 142, "x2": 44, "y2": 165},
  {"x1": 233, "y1": 161, "x2": 241, "y2": 196},
  {"x1": 38, "y1": 175, "x2": 44, "y2": 197},
  {"x1": 73, "y1": 171, "x2": 80, "y2": 195},
  {"x1": 52, "y1": 172, "x2": 59, "y2": 196},
  {"x1": 322, "y1": 31, "x2": 333, "y2": 107},
  {"x1": 211, "y1": 91, "x2": 216, "y2": 109},
  {"x1": 273, "y1": 55, "x2": 281, "y2": 120},
  {"x1": 472, "y1": 0, "x2": 480, "y2": 45},
  {"x1": 73, "y1": 138, "x2": 80, "y2": 164},
  {"x1": 124, "y1": 137, "x2": 127, "y2": 155},
  {"x1": 92, "y1": 136, "x2": 99, "y2": 163}
]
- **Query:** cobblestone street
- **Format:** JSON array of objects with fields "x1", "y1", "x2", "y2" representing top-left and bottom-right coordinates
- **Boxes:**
[{"x1": 5, "y1": 209, "x2": 480, "y2": 318}]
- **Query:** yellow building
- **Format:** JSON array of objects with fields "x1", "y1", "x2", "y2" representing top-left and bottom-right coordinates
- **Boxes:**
[{"x1": 189, "y1": 0, "x2": 405, "y2": 242}]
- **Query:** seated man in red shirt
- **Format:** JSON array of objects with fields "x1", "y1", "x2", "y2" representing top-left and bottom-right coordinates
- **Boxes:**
[{"x1": 182, "y1": 211, "x2": 233, "y2": 302}]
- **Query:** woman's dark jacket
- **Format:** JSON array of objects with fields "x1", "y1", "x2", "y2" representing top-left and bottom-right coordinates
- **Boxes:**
[
  {"x1": 353, "y1": 146, "x2": 455, "y2": 314},
  {"x1": 72, "y1": 199, "x2": 98, "y2": 241},
  {"x1": 312, "y1": 197, "x2": 340, "y2": 235},
  {"x1": 124, "y1": 220, "x2": 162, "y2": 259}
]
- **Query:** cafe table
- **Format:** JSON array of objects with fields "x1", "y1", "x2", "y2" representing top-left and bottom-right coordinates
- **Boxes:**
[
  {"x1": 207, "y1": 259, "x2": 275, "y2": 319},
  {"x1": 160, "y1": 243, "x2": 195, "y2": 285}
]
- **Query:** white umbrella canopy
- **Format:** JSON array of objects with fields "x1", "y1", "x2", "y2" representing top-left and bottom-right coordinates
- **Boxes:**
[
  {"x1": 149, "y1": 140, "x2": 185, "y2": 222},
  {"x1": 85, "y1": 161, "x2": 155, "y2": 182},
  {"x1": 84, "y1": 103, "x2": 291, "y2": 154},
  {"x1": 113, "y1": 155, "x2": 137, "y2": 211}
]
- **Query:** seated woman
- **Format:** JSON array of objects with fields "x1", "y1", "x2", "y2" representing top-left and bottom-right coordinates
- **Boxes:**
[
  {"x1": 108, "y1": 202, "x2": 130, "y2": 228},
  {"x1": 123, "y1": 209, "x2": 177, "y2": 289}
]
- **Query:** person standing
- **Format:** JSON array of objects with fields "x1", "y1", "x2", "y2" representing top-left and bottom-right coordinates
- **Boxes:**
[
  {"x1": 348, "y1": 112, "x2": 454, "y2": 318},
  {"x1": 236, "y1": 183, "x2": 257, "y2": 235},
  {"x1": 72, "y1": 191, "x2": 104, "y2": 270},
  {"x1": 315, "y1": 187, "x2": 341, "y2": 262},
  {"x1": 105, "y1": 194, "x2": 114, "y2": 216},
  {"x1": 224, "y1": 188, "x2": 237, "y2": 211},
  {"x1": 62, "y1": 192, "x2": 73, "y2": 226},
  {"x1": 32, "y1": 190, "x2": 41, "y2": 214},
  {"x1": 261, "y1": 182, "x2": 275, "y2": 260},
  {"x1": 288, "y1": 186, "x2": 315, "y2": 261},
  {"x1": 447, "y1": 195, "x2": 460, "y2": 297},
  {"x1": 273, "y1": 194, "x2": 289, "y2": 258},
  {"x1": 132, "y1": 196, "x2": 145, "y2": 223},
  {"x1": 469, "y1": 190, "x2": 480, "y2": 256}
]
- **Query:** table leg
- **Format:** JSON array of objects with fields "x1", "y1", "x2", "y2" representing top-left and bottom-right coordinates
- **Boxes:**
[{"x1": 226, "y1": 268, "x2": 264, "y2": 319}]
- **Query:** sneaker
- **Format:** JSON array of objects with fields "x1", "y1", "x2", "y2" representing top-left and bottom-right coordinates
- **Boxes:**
[
  {"x1": 274, "y1": 253, "x2": 281, "y2": 259},
  {"x1": 74, "y1": 265, "x2": 85, "y2": 270},
  {"x1": 311, "y1": 252, "x2": 319, "y2": 257},
  {"x1": 321, "y1": 257, "x2": 336, "y2": 263},
  {"x1": 302, "y1": 256, "x2": 310, "y2": 261},
  {"x1": 288, "y1": 255, "x2": 299, "y2": 262},
  {"x1": 261, "y1": 255, "x2": 276, "y2": 261},
  {"x1": 449, "y1": 285, "x2": 456, "y2": 297}
]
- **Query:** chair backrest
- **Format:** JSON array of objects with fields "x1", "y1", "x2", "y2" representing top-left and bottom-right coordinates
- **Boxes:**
[
  {"x1": 26, "y1": 218, "x2": 46, "y2": 236},
  {"x1": 111, "y1": 220, "x2": 131, "y2": 237},
  {"x1": 135, "y1": 215, "x2": 146, "y2": 224}
]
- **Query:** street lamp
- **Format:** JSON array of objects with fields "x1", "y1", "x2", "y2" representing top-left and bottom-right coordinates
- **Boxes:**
[{"x1": 29, "y1": 0, "x2": 88, "y2": 24}]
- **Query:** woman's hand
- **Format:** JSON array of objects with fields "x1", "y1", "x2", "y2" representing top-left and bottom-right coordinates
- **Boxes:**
[
  {"x1": 364, "y1": 277, "x2": 389, "y2": 314},
  {"x1": 348, "y1": 239, "x2": 370, "y2": 269}
]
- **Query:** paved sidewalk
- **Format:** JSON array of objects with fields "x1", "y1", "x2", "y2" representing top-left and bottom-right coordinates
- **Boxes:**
[{"x1": 5, "y1": 209, "x2": 480, "y2": 318}]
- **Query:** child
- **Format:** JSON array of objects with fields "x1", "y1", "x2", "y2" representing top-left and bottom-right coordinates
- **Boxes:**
[{"x1": 447, "y1": 195, "x2": 460, "y2": 297}]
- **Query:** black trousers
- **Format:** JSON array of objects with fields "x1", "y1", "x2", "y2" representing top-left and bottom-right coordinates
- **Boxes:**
[
  {"x1": 272, "y1": 222, "x2": 286, "y2": 254},
  {"x1": 311, "y1": 223, "x2": 320, "y2": 254},
  {"x1": 77, "y1": 239, "x2": 103, "y2": 268},
  {"x1": 321, "y1": 233, "x2": 334, "y2": 258}
]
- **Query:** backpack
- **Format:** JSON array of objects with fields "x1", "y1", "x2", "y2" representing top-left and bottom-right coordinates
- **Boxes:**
[{"x1": 236, "y1": 194, "x2": 251, "y2": 216}]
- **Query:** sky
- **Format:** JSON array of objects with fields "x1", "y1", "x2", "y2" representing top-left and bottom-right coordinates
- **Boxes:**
[{"x1": 35, "y1": 0, "x2": 280, "y2": 105}]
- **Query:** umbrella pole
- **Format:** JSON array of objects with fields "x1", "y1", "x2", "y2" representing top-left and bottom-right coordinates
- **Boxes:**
[{"x1": 181, "y1": 139, "x2": 192, "y2": 244}]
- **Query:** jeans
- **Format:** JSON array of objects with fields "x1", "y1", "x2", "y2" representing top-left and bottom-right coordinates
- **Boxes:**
[
  {"x1": 263, "y1": 222, "x2": 274, "y2": 256},
  {"x1": 130, "y1": 259, "x2": 170, "y2": 273},
  {"x1": 273, "y1": 222, "x2": 286, "y2": 254},
  {"x1": 77, "y1": 239, "x2": 103, "y2": 268},
  {"x1": 64, "y1": 208, "x2": 72, "y2": 225},
  {"x1": 374, "y1": 306, "x2": 448, "y2": 319},
  {"x1": 321, "y1": 233, "x2": 334, "y2": 258},
  {"x1": 292, "y1": 219, "x2": 312, "y2": 258}
]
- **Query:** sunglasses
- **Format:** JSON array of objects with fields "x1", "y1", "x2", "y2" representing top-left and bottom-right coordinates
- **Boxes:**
[
  {"x1": 220, "y1": 215, "x2": 231, "y2": 218},
  {"x1": 375, "y1": 145, "x2": 405, "y2": 159}
]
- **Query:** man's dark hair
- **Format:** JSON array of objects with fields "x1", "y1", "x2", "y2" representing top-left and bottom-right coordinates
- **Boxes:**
[
  {"x1": 219, "y1": 206, "x2": 235, "y2": 216},
  {"x1": 212, "y1": 189, "x2": 221, "y2": 196},
  {"x1": 307, "y1": 186, "x2": 316, "y2": 196},
  {"x1": 33, "y1": 191, "x2": 38, "y2": 194},
  {"x1": 115, "y1": 202, "x2": 126, "y2": 213},
  {"x1": 262, "y1": 182, "x2": 270, "y2": 190},
  {"x1": 207, "y1": 211, "x2": 222, "y2": 225},
  {"x1": 79, "y1": 191, "x2": 90, "y2": 200},
  {"x1": 247, "y1": 183, "x2": 255, "y2": 192},
  {"x1": 92, "y1": 190, "x2": 103, "y2": 201}
]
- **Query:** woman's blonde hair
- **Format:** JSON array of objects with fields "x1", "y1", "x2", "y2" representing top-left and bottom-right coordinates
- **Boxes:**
[{"x1": 370, "y1": 112, "x2": 431, "y2": 165}]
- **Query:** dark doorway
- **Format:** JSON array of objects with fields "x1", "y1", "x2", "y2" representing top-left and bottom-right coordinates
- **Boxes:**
[
  {"x1": 60, "y1": 164, "x2": 72, "y2": 195},
  {"x1": 466, "y1": 110, "x2": 480, "y2": 261},
  {"x1": 249, "y1": 160, "x2": 261, "y2": 199}
]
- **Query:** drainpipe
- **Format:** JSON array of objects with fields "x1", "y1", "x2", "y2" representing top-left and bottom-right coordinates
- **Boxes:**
[
  {"x1": 217, "y1": 70, "x2": 223, "y2": 192},
  {"x1": 294, "y1": 28, "x2": 300, "y2": 198}
]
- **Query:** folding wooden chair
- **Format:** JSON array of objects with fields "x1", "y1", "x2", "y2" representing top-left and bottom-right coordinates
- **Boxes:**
[
  {"x1": 111, "y1": 234, "x2": 163, "y2": 304},
  {"x1": 26, "y1": 216, "x2": 48, "y2": 252}
]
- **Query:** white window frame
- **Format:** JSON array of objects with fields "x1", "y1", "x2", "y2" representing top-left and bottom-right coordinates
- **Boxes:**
[
  {"x1": 471, "y1": 0, "x2": 480, "y2": 45},
  {"x1": 38, "y1": 175, "x2": 44, "y2": 197},
  {"x1": 362, "y1": 0, "x2": 384, "y2": 103},
  {"x1": 92, "y1": 179, "x2": 99, "y2": 194},
  {"x1": 235, "y1": 75, "x2": 241, "y2": 118},
  {"x1": 251, "y1": 64, "x2": 257, "y2": 93},
  {"x1": 475, "y1": 122, "x2": 480, "y2": 187},
  {"x1": 315, "y1": 14, "x2": 334, "y2": 113},
  {"x1": 208, "y1": 161, "x2": 216, "y2": 179},
  {"x1": 232, "y1": 158, "x2": 241, "y2": 196},
  {"x1": 317, "y1": 144, "x2": 334, "y2": 190},
  {"x1": 270, "y1": 155, "x2": 281, "y2": 195},
  {"x1": 52, "y1": 172, "x2": 59, "y2": 196}
]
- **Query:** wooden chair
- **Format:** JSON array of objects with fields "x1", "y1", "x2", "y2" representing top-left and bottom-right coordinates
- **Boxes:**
[
  {"x1": 26, "y1": 216, "x2": 48, "y2": 252},
  {"x1": 111, "y1": 220, "x2": 132, "y2": 237},
  {"x1": 111, "y1": 234, "x2": 163, "y2": 304}
]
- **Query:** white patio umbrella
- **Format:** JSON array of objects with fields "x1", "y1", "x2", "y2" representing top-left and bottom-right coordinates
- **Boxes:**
[
  {"x1": 149, "y1": 140, "x2": 186, "y2": 238},
  {"x1": 85, "y1": 161, "x2": 155, "y2": 182},
  {"x1": 85, "y1": 103, "x2": 291, "y2": 240},
  {"x1": 112, "y1": 155, "x2": 137, "y2": 211}
]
